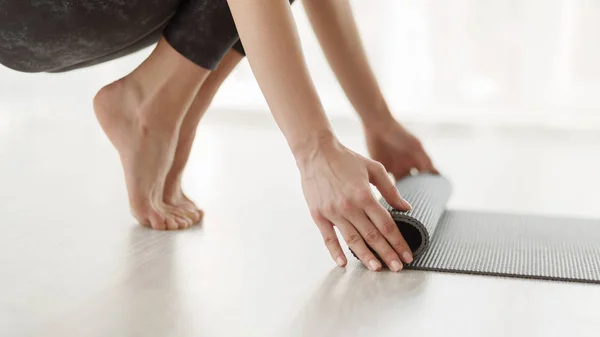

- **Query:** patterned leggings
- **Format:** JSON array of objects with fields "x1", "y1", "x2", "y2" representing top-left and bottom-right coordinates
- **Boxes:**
[{"x1": 0, "y1": 0, "x2": 294, "y2": 73}]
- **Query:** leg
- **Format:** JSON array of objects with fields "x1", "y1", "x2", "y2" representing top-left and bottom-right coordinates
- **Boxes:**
[
  {"x1": 93, "y1": 0, "x2": 244, "y2": 230},
  {"x1": 94, "y1": 38, "x2": 210, "y2": 230},
  {"x1": 1, "y1": 0, "x2": 244, "y2": 230},
  {"x1": 163, "y1": 49, "x2": 244, "y2": 218}
]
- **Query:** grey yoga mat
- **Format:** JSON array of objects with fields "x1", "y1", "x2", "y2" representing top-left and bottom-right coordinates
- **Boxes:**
[{"x1": 367, "y1": 174, "x2": 600, "y2": 283}]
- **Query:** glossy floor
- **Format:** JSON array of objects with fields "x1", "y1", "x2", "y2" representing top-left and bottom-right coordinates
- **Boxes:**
[{"x1": 1, "y1": 107, "x2": 600, "y2": 337}]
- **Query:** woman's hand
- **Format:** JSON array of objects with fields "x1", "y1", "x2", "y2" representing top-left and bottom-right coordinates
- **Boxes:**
[
  {"x1": 296, "y1": 139, "x2": 415, "y2": 272},
  {"x1": 365, "y1": 119, "x2": 438, "y2": 180}
]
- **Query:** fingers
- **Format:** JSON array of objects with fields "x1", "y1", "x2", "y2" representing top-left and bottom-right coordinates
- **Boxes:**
[
  {"x1": 415, "y1": 153, "x2": 439, "y2": 174},
  {"x1": 364, "y1": 202, "x2": 414, "y2": 264},
  {"x1": 367, "y1": 161, "x2": 411, "y2": 211},
  {"x1": 412, "y1": 141, "x2": 439, "y2": 174},
  {"x1": 428, "y1": 163, "x2": 440, "y2": 175},
  {"x1": 314, "y1": 186, "x2": 412, "y2": 272},
  {"x1": 312, "y1": 212, "x2": 347, "y2": 267},
  {"x1": 363, "y1": 161, "x2": 414, "y2": 266},
  {"x1": 333, "y1": 217, "x2": 382, "y2": 271},
  {"x1": 344, "y1": 210, "x2": 404, "y2": 272}
]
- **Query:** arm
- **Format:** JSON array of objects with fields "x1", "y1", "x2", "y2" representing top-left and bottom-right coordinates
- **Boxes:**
[
  {"x1": 226, "y1": 0, "x2": 331, "y2": 154},
  {"x1": 303, "y1": 0, "x2": 391, "y2": 128},
  {"x1": 303, "y1": 0, "x2": 438, "y2": 176},
  {"x1": 227, "y1": 0, "x2": 414, "y2": 271}
]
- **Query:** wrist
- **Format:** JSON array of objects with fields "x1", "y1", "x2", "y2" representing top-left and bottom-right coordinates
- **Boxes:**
[
  {"x1": 357, "y1": 98, "x2": 394, "y2": 130},
  {"x1": 290, "y1": 129, "x2": 338, "y2": 168}
]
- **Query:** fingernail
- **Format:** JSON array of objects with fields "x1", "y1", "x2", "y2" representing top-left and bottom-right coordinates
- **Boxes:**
[
  {"x1": 402, "y1": 251, "x2": 414, "y2": 264},
  {"x1": 336, "y1": 257, "x2": 346, "y2": 267},
  {"x1": 401, "y1": 198, "x2": 412, "y2": 210},
  {"x1": 390, "y1": 260, "x2": 403, "y2": 272},
  {"x1": 368, "y1": 259, "x2": 381, "y2": 271}
]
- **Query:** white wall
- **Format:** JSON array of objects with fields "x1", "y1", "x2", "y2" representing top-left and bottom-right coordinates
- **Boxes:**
[{"x1": 2, "y1": 0, "x2": 600, "y2": 129}]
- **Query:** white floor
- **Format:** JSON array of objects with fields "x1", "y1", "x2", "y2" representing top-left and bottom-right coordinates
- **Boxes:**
[{"x1": 1, "y1": 103, "x2": 600, "y2": 336}]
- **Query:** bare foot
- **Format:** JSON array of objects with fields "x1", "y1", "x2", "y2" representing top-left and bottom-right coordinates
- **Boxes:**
[
  {"x1": 163, "y1": 129, "x2": 203, "y2": 224},
  {"x1": 94, "y1": 79, "x2": 191, "y2": 229},
  {"x1": 164, "y1": 171, "x2": 204, "y2": 224},
  {"x1": 93, "y1": 38, "x2": 210, "y2": 230},
  {"x1": 162, "y1": 49, "x2": 244, "y2": 224}
]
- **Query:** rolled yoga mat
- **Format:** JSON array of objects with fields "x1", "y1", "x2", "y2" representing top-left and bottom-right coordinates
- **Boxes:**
[{"x1": 363, "y1": 174, "x2": 600, "y2": 283}]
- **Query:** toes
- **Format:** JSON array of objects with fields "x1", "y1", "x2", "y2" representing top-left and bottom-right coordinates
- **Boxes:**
[
  {"x1": 180, "y1": 201, "x2": 203, "y2": 224},
  {"x1": 164, "y1": 204, "x2": 196, "y2": 227},
  {"x1": 132, "y1": 203, "x2": 196, "y2": 230},
  {"x1": 174, "y1": 215, "x2": 191, "y2": 229},
  {"x1": 179, "y1": 196, "x2": 203, "y2": 224},
  {"x1": 184, "y1": 206, "x2": 202, "y2": 224},
  {"x1": 165, "y1": 217, "x2": 180, "y2": 230},
  {"x1": 147, "y1": 211, "x2": 167, "y2": 230},
  {"x1": 180, "y1": 208, "x2": 198, "y2": 224},
  {"x1": 142, "y1": 208, "x2": 189, "y2": 231},
  {"x1": 158, "y1": 203, "x2": 192, "y2": 230}
]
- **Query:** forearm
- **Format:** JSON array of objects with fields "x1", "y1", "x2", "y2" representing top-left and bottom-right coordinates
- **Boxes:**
[
  {"x1": 303, "y1": 0, "x2": 392, "y2": 128},
  {"x1": 227, "y1": 0, "x2": 335, "y2": 158}
]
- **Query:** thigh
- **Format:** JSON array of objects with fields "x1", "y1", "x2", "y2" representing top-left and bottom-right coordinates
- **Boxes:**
[{"x1": 0, "y1": 0, "x2": 181, "y2": 72}]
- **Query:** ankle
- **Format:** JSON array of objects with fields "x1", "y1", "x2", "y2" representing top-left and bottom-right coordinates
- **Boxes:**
[
  {"x1": 114, "y1": 72, "x2": 187, "y2": 132},
  {"x1": 164, "y1": 175, "x2": 184, "y2": 196}
]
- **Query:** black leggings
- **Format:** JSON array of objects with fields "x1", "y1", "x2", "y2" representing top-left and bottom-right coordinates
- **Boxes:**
[{"x1": 0, "y1": 0, "x2": 295, "y2": 73}]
